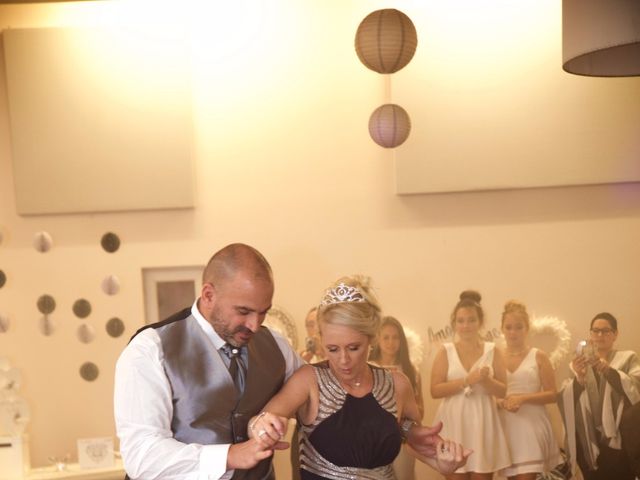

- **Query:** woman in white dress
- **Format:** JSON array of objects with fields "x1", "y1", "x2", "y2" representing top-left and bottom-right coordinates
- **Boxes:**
[
  {"x1": 370, "y1": 316, "x2": 424, "y2": 480},
  {"x1": 431, "y1": 290, "x2": 511, "y2": 480},
  {"x1": 497, "y1": 300, "x2": 561, "y2": 480}
]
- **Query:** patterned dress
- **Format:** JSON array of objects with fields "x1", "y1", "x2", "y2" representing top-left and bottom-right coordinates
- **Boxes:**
[{"x1": 299, "y1": 362, "x2": 402, "y2": 479}]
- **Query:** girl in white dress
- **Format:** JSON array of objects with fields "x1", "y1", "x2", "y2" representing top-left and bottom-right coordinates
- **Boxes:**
[
  {"x1": 370, "y1": 316, "x2": 425, "y2": 480},
  {"x1": 497, "y1": 301, "x2": 561, "y2": 480},
  {"x1": 431, "y1": 290, "x2": 511, "y2": 480}
]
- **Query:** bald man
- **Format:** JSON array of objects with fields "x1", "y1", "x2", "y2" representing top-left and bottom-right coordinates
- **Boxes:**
[{"x1": 114, "y1": 244, "x2": 303, "y2": 480}]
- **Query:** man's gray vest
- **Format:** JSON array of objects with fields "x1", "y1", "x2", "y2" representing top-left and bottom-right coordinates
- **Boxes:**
[{"x1": 135, "y1": 307, "x2": 286, "y2": 479}]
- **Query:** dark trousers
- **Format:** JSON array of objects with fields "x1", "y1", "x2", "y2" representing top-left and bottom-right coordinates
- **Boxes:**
[{"x1": 577, "y1": 443, "x2": 635, "y2": 480}]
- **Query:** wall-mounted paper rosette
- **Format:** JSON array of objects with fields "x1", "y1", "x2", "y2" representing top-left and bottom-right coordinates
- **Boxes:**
[{"x1": 264, "y1": 306, "x2": 298, "y2": 351}]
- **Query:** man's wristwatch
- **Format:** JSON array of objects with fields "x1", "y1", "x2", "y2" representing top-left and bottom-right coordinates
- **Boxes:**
[{"x1": 400, "y1": 418, "x2": 418, "y2": 441}]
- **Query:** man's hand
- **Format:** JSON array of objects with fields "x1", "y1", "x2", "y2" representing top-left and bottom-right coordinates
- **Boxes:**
[
  {"x1": 226, "y1": 438, "x2": 289, "y2": 471},
  {"x1": 431, "y1": 439, "x2": 473, "y2": 475},
  {"x1": 407, "y1": 421, "x2": 444, "y2": 458}
]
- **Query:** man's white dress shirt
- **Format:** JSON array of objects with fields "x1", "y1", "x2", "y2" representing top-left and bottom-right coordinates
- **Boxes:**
[{"x1": 114, "y1": 302, "x2": 303, "y2": 480}]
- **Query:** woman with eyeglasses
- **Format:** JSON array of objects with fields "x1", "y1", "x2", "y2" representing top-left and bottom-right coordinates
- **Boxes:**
[{"x1": 560, "y1": 312, "x2": 640, "y2": 480}]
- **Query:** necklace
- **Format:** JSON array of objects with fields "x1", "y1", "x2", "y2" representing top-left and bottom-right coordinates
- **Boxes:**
[
  {"x1": 340, "y1": 371, "x2": 367, "y2": 389},
  {"x1": 332, "y1": 363, "x2": 371, "y2": 391},
  {"x1": 344, "y1": 378, "x2": 362, "y2": 388},
  {"x1": 506, "y1": 347, "x2": 528, "y2": 356}
]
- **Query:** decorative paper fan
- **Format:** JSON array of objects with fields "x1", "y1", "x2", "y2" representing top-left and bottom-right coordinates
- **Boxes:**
[{"x1": 264, "y1": 306, "x2": 298, "y2": 350}]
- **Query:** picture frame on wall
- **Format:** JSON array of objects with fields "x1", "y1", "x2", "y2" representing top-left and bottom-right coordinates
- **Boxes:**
[{"x1": 142, "y1": 266, "x2": 203, "y2": 324}]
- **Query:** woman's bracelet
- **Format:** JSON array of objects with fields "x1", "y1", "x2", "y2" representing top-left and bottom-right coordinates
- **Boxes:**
[
  {"x1": 462, "y1": 376, "x2": 468, "y2": 389},
  {"x1": 400, "y1": 418, "x2": 418, "y2": 442},
  {"x1": 249, "y1": 411, "x2": 267, "y2": 432}
]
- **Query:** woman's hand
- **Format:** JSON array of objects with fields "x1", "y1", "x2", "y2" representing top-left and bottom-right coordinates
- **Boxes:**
[
  {"x1": 591, "y1": 357, "x2": 610, "y2": 375},
  {"x1": 431, "y1": 439, "x2": 473, "y2": 475},
  {"x1": 502, "y1": 395, "x2": 524, "y2": 412},
  {"x1": 571, "y1": 354, "x2": 588, "y2": 384},
  {"x1": 248, "y1": 411, "x2": 289, "y2": 449},
  {"x1": 466, "y1": 366, "x2": 491, "y2": 386}
]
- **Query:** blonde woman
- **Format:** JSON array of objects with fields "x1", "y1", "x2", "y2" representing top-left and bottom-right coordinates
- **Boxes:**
[
  {"x1": 497, "y1": 300, "x2": 561, "y2": 480},
  {"x1": 431, "y1": 290, "x2": 510, "y2": 480},
  {"x1": 249, "y1": 276, "x2": 471, "y2": 479}
]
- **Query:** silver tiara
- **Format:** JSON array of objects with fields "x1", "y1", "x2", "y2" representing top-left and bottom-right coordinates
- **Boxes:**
[{"x1": 320, "y1": 283, "x2": 366, "y2": 306}]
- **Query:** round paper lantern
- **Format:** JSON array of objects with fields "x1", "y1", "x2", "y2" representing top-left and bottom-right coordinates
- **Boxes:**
[
  {"x1": 101, "y1": 274, "x2": 120, "y2": 295},
  {"x1": 79, "y1": 362, "x2": 99, "y2": 382},
  {"x1": 37, "y1": 294, "x2": 56, "y2": 314},
  {"x1": 355, "y1": 9, "x2": 418, "y2": 74},
  {"x1": 33, "y1": 231, "x2": 53, "y2": 253},
  {"x1": 368, "y1": 104, "x2": 411, "y2": 148},
  {"x1": 106, "y1": 317, "x2": 125, "y2": 338},
  {"x1": 73, "y1": 298, "x2": 92, "y2": 318},
  {"x1": 77, "y1": 323, "x2": 96, "y2": 344},
  {"x1": 0, "y1": 314, "x2": 9, "y2": 333},
  {"x1": 39, "y1": 315, "x2": 55, "y2": 336},
  {"x1": 101, "y1": 232, "x2": 120, "y2": 253}
]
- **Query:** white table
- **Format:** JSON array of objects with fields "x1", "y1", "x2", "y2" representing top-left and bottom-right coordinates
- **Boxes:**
[{"x1": 26, "y1": 460, "x2": 124, "y2": 480}]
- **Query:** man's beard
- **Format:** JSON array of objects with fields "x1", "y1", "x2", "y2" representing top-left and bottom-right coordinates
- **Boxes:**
[{"x1": 209, "y1": 306, "x2": 253, "y2": 347}]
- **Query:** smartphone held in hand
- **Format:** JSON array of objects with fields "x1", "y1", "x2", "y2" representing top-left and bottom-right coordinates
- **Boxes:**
[{"x1": 576, "y1": 340, "x2": 596, "y2": 361}]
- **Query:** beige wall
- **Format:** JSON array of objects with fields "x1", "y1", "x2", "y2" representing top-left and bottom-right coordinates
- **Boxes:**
[{"x1": 0, "y1": 1, "x2": 639, "y2": 478}]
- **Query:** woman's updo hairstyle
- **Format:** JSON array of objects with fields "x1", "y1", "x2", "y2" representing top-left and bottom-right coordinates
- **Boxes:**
[
  {"x1": 450, "y1": 289, "x2": 484, "y2": 327},
  {"x1": 501, "y1": 300, "x2": 530, "y2": 329},
  {"x1": 317, "y1": 275, "x2": 381, "y2": 342}
]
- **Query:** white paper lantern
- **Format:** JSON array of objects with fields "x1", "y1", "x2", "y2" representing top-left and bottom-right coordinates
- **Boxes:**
[
  {"x1": 368, "y1": 104, "x2": 411, "y2": 148},
  {"x1": 33, "y1": 231, "x2": 53, "y2": 253},
  {"x1": 101, "y1": 275, "x2": 120, "y2": 295}
]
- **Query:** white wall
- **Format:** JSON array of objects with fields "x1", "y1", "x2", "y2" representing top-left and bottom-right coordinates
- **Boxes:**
[{"x1": 0, "y1": 1, "x2": 639, "y2": 478}]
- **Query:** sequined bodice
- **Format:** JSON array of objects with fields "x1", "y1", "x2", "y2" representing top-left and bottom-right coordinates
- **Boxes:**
[{"x1": 298, "y1": 362, "x2": 401, "y2": 480}]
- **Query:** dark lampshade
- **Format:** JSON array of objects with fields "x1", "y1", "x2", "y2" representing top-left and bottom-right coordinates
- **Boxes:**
[{"x1": 563, "y1": 0, "x2": 640, "y2": 76}]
